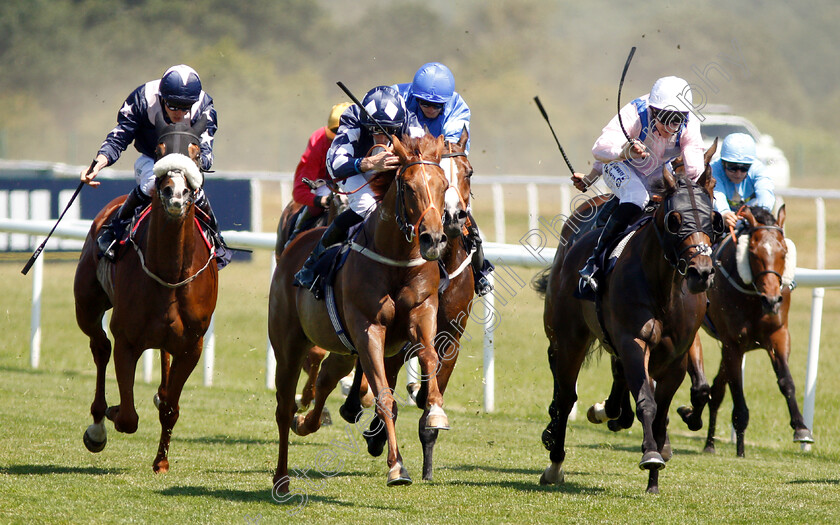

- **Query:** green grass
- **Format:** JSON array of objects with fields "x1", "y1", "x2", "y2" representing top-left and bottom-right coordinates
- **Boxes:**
[{"x1": 2, "y1": 192, "x2": 840, "y2": 524}]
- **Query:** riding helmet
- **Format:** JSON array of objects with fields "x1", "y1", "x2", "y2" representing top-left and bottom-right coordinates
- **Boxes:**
[
  {"x1": 648, "y1": 76, "x2": 692, "y2": 112},
  {"x1": 720, "y1": 133, "x2": 758, "y2": 164},
  {"x1": 410, "y1": 62, "x2": 455, "y2": 104},
  {"x1": 159, "y1": 65, "x2": 202, "y2": 107},
  {"x1": 360, "y1": 86, "x2": 407, "y2": 131}
]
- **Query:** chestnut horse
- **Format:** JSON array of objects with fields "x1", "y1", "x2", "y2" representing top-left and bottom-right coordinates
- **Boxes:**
[
  {"x1": 289, "y1": 130, "x2": 475, "y2": 482},
  {"x1": 74, "y1": 113, "x2": 218, "y2": 473},
  {"x1": 676, "y1": 204, "x2": 813, "y2": 456},
  {"x1": 269, "y1": 133, "x2": 450, "y2": 493},
  {"x1": 535, "y1": 164, "x2": 718, "y2": 494}
]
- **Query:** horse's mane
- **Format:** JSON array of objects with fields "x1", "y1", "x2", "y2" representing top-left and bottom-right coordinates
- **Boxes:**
[
  {"x1": 749, "y1": 206, "x2": 776, "y2": 226},
  {"x1": 368, "y1": 134, "x2": 442, "y2": 198}
]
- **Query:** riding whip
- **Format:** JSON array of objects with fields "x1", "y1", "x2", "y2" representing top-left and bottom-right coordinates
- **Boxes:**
[
  {"x1": 21, "y1": 159, "x2": 96, "y2": 275},
  {"x1": 616, "y1": 46, "x2": 637, "y2": 143},
  {"x1": 533, "y1": 96, "x2": 576, "y2": 175}
]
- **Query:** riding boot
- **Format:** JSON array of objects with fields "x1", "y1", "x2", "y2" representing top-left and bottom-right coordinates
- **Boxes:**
[
  {"x1": 465, "y1": 216, "x2": 494, "y2": 296},
  {"x1": 195, "y1": 189, "x2": 232, "y2": 270},
  {"x1": 287, "y1": 206, "x2": 314, "y2": 245},
  {"x1": 97, "y1": 186, "x2": 150, "y2": 261},
  {"x1": 293, "y1": 209, "x2": 363, "y2": 299},
  {"x1": 578, "y1": 202, "x2": 642, "y2": 293}
]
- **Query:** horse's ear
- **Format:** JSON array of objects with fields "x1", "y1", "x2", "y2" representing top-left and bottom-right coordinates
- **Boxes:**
[
  {"x1": 155, "y1": 110, "x2": 167, "y2": 136},
  {"x1": 433, "y1": 134, "x2": 445, "y2": 160},
  {"x1": 739, "y1": 206, "x2": 758, "y2": 228},
  {"x1": 391, "y1": 134, "x2": 407, "y2": 162},
  {"x1": 457, "y1": 125, "x2": 469, "y2": 150},
  {"x1": 704, "y1": 137, "x2": 719, "y2": 165},
  {"x1": 777, "y1": 204, "x2": 786, "y2": 229},
  {"x1": 698, "y1": 167, "x2": 715, "y2": 198}
]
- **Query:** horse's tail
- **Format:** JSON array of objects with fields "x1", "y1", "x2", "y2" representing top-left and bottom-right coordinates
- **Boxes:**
[{"x1": 530, "y1": 266, "x2": 551, "y2": 297}]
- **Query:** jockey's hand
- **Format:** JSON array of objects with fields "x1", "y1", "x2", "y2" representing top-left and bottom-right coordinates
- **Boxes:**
[
  {"x1": 80, "y1": 154, "x2": 109, "y2": 187},
  {"x1": 723, "y1": 211, "x2": 738, "y2": 230},
  {"x1": 316, "y1": 195, "x2": 331, "y2": 209},
  {"x1": 621, "y1": 139, "x2": 649, "y2": 160},
  {"x1": 360, "y1": 150, "x2": 400, "y2": 173},
  {"x1": 571, "y1": 172, "x2": 588, "y2": 192}
]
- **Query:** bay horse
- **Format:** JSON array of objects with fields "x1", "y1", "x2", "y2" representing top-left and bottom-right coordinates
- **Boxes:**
[
  {"x1": 74, "y1": 113, "x2": 218, "y2": 473},
  {"x1": 675, "y1": 204, "x2": 813, "y2": 456},
  {"x1": 269, "y1": 133, "x2": 450, "y2": 493},
  {"x1": 535, "y1": 162, "x2": 719, "y2": 494},
  {"x1": 288, "y1": 129, "x2": 475, "y2": 482}
]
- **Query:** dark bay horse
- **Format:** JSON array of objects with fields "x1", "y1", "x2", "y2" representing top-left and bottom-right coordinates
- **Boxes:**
[
  {"x1": 535, "y1": 163, "x2": 719, "y2": 494},
  {"x1": 269, "y1": 133, "x2": 450, "y2": 493},
  {"x1": 74, "y1": 114, "x2": 218, "y2": 473},
  {"x1": 676, "y1": 204, "x2": 813, "y2": 456},
  {"x1": 288, "y1": 130, "x2": 475, "y2": 482}
]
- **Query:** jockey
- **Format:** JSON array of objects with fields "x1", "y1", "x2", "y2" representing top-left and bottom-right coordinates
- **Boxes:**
[
  {"x1": 289, "y1": 102, "x2": 353, "y2": 238},
  {"x1": 711, "y1": 133, "x2": 775, "y2": 230},
  {"x1": 292, "y1": 85, "x2": 424, "y2": 298},
  {"x1": 80, "y1": 64, "x2": 229, "y2": 266},
  {"x1": 572, "y1": 76, "x2": 706, "y2": 292},
  {"x1": 392, "y1": 62, "x2": 493, "y2": 296}
]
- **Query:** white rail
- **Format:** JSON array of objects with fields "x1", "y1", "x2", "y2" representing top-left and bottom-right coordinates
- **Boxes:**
[{"x1": 2, "y1": 204, "x2": 838, "y2": 421}]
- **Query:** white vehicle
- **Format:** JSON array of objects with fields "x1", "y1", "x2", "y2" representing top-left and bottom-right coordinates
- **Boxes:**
[{"x1": 698, "y1": 108, "x2": 790, "y2": 188}]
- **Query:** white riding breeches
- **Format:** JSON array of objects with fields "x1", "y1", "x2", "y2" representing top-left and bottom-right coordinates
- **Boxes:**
[
  {"x1": 603, "y1": 161, "x2": 650, "y2": 209},
  {"x1": 134, "y1": 155, "x2": 156, "y2": 197},
  {"x1": 338, "y1": 172, "x2": 378, "y2": 217}
]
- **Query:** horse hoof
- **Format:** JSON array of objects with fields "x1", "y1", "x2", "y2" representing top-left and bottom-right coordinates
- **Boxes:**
[
  {"x1": 83, "y1": 426, "x2": 107, "y2": 453},
  {"x1": 320, "y1": 407, "x2": 332, "y2": 426},
  {"x1": 104, "y1": 405, "x2": 118, "y2": 421},
  {"x1": 425, "y1": 405, "x2": 449, "y2": 430},
  {"x1": 290, "y1": 414, "x2": 307, "y2": 436},
  {"x1": 586, "y1": 402, "x2": 608, "y2": 424},
  {"x1": 661, "y1": 442, "x2": 673, "y2": 462},
  {"x1": 339, "y1": 403, "x2": 361, "y2": 425},
  {"x1": 793, "y1": 428, "x2": 814, "y2": 443},
  {"x1": 386, "y1": 462, "x2": 412, "y2": 486},
  {"x1": 639, "y1": 451, "x2": 665, "y2": 470},
  {"x1": 539, "y1": 462, "x2": 564, "y2": 485},
  {"x1": 703, "y1": 444, "x2": 716, "y2": 455},
  {"x1": 294, "y1": 394, "x2": 309, "y2": 414},
  {"x1": 677, "y1": 405, "x2": 703, "y2": 431},
  {"x1": 153, "y1": 394, "x2": 161, "y2": 409},
  {"x1": 153, "y1": 459, "x2": 169, "y2": 474}
]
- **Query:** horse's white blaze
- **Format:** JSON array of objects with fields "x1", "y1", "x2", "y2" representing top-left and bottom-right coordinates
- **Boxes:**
[
  {"x1": 86, "y1": 421, "x2": 106, "y2": 442},
  {"x1": 160, "y1": 171, "x2": 191, "y2": 217}
]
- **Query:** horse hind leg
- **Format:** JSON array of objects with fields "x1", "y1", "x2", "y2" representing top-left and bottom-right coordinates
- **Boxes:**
[
  {"x1": 152, "y1": 344, "x2": 202, "y2": 474},
  {"x1": 676, "y1": 334, "x2": 711, "y2": 432},
  {"x1": 76, "y1": 287, "x2": 112, "y2": 453},
  {"x1": 291, "y1": 353, "x2": 355, "y2": 437},
  {"x1": 296, "y1": 347, "x2": 327, "y2": 413},
  {"x1": 703, "y1": 361, "x2": 729, "y2": 454}
]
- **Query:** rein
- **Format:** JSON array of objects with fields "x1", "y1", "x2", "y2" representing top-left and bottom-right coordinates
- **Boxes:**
[
  {"x1": 713, "y1": 225, "x2": 786, "y2": 296},
  {"x1": 129, "y1": 234, "x2": 216, "y2": 288}
]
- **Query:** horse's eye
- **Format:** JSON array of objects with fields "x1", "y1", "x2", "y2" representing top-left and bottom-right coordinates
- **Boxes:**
[{"x1": 665, "y1": 211, "x2": 682, "y2": 235}]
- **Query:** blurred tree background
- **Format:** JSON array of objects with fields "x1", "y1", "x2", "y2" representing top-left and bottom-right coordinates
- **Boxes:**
[{"x1": 0, "y1": 0, "x2": 837, "y2": 181}]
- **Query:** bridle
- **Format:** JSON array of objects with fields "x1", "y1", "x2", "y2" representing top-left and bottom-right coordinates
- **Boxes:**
[
  {"x1": 394, "y1": 158, "x2": 444, "y2": 243},
  {"x1": 655, "y1": 178, "x2": 715, "y2": 276},
  {"x1": 714, "y1": 224, "x2": 786, "y2": 296}
]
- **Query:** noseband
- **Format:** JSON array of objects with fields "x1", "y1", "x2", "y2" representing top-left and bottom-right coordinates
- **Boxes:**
[
  {"x1": 395, "y1": 159, "x2": 444, "y2": 242},
  {"x1": 714, "y1": 224, "x2": 786, "y2": 296}
]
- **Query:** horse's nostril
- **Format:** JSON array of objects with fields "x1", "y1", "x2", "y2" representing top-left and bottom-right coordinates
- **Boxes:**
[{"x1": 457, "y1": 211, "x2": 468, "y2": 222}]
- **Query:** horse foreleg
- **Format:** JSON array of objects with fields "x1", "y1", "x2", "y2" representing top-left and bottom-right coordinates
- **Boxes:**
[
  {"x1": 677, "y1": 333, "x2": 711, "y2": 431},
  {"x1": 410, "y1": 313, "x2": 448, "y2": 431},
  {"x1": 108, "y1": 340, "x2": 140, "y2": 435},
  {"x1": 356, "y1": 325, "x2": 411, "y2": 486},
  {"x1": 721, "y1": 347, "x2": 749, "y2": 457},
  {"x1": 83, "y1": 320, "x2": 112, "y2": 453},
  {"x1": 704, "y1": 357, "x2": 729, "y2": 454},
  {"x1": 620, "y1": 337, "x2": 664, "y2": 471},
  {"x1": 364, "y1": 351, "x2": 404, "y2": 458},
  {"x1": 292, "y1": 352, "x2": 354, "y2": 436},
  {"x1": 766, "y1": 329, "x2": 814, "y2": 444},
  {"x1": 418, "y1": 334, "x2": 459, "y2": 481},
  {"x1": 153, "y1": 343, "x2": 201, "y2": 474},
  {"x1": 154, "y1": 350, "x2": 171, "y2": 411}
]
